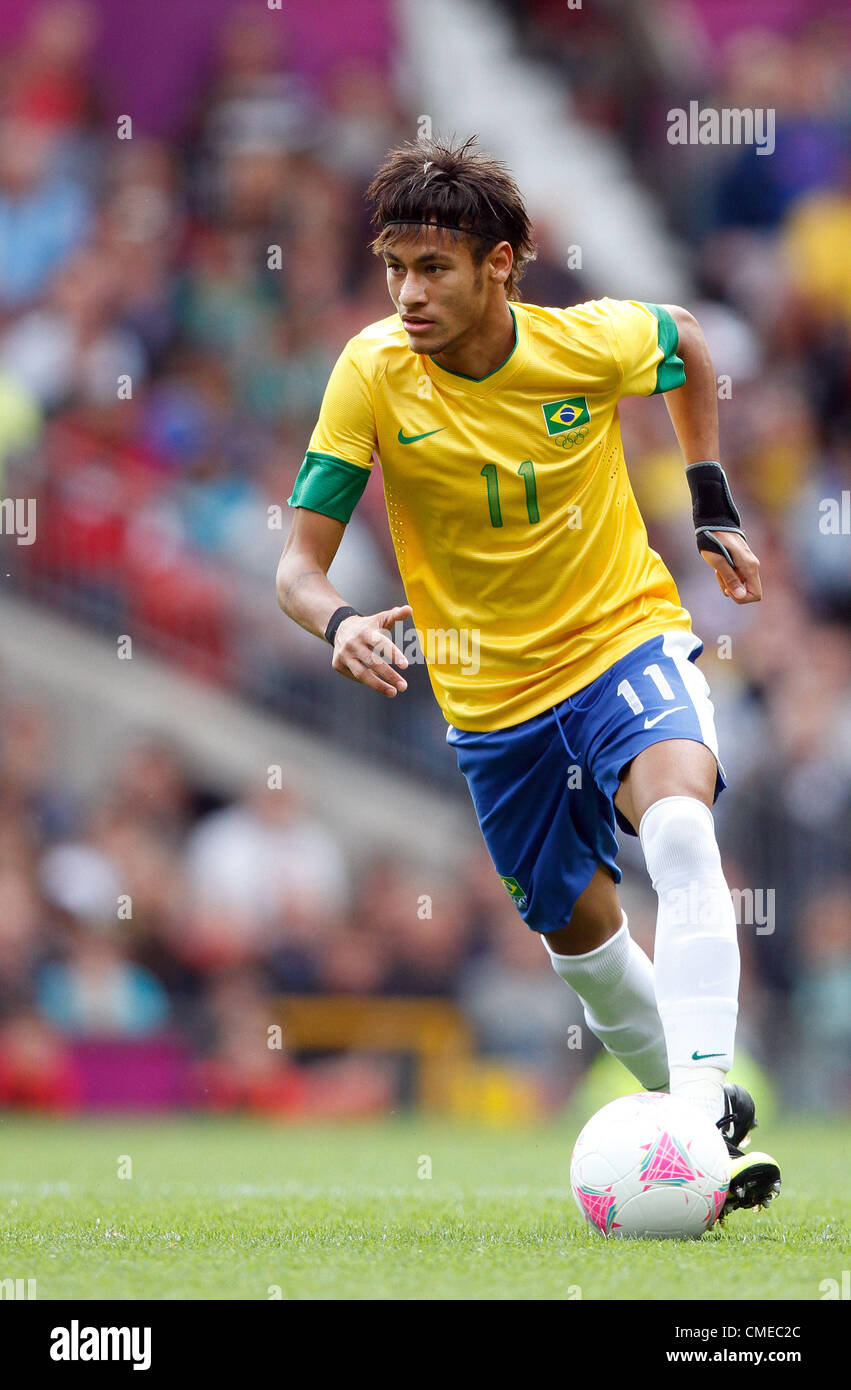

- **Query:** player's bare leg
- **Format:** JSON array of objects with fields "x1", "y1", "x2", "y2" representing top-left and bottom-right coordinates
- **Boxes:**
[
  {"x1": 544, "y1": 865, "x2": 622, "y2": 956},
  {"x1": 542, "y1": 866, "x2": 669, "y2": 1092}
]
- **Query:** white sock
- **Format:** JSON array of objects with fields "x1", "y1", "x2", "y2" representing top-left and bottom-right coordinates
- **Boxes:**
[
  {"x1": 543, "y1": 913, "x2": 669, "y2": 1091},
  {"x1": 639, "y1": 795, "x2": 739, "y2": 1126}
]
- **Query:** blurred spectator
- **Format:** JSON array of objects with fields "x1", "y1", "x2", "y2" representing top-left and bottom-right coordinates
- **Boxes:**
[
  {"x1": 1, "y1": 245, "x2": 148, "y2": 411},
  {"x1": 458, "y1": 898, "x2": 579, "y2": 1067},
  {"x1": 37, "y1": 925, "x2": 171, "y2": 1037},
  {"x1": 791, "y1": 888, "x2": 851, "y2": 1109},
  {"x1": 0, "y1": 1012, "x2": 80, "y2": 1110},
  {"x1": 194, "y1": 966, "x2": 396, "y2": 1116},
  {"x1": 0, "y1": 116, "x2": 92, "y2": 308},
  {"x1": 184, "y1": 784, "x2": 349, "y2": 962}
]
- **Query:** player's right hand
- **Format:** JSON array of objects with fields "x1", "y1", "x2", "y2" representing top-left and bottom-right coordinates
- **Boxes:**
[
  {"x1": 331, "y1": 605, "x2": 413, "y2": 696},
  {"x1": 701, "y1": 531, "x2": 762, "y2": 604}
]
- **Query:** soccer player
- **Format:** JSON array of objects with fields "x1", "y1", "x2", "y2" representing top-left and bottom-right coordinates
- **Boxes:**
[{"x1": 277, "y1": 137, "x2": 780, "y2": 1215}]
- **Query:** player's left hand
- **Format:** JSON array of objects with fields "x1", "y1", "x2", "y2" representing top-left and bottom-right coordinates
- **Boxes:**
[{"x1": 701, "y1": 531, "x2": 762, "y2": 604}]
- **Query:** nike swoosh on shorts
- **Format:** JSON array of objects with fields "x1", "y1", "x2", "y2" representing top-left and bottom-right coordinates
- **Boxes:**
[{"x1": 643, "y1": 706, "x2": 687, "y2": 729}]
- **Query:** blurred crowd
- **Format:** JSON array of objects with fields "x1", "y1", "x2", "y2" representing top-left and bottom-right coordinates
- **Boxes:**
[
  {"x1": 0, "y1": 713, "x2": 587, "y2": 1114},
  {"x1": 0, "y1": 0, "x2": 848, "y2": 1112},
  {"x1": 0, "y1": 0, "x2": 452, "y2": 778}
]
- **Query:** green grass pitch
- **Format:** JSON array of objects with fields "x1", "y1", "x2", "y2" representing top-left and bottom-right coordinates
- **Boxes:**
[{"x1": 0, "y1": 1114, "x2": 848, "y2": 1300}]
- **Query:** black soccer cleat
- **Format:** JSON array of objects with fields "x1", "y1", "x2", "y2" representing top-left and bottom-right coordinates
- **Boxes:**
[
  {"x1": 716, "y1": 1083, "x2": 781, "y2": 1216},
  {"x1": 717, "y1": 1082, "x2": 757, "y2": 1149}
]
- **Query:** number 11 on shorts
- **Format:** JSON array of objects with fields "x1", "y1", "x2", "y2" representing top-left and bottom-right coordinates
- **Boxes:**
[{"x1": 617, "y1": 663, "x2": 677, "y2": 714}]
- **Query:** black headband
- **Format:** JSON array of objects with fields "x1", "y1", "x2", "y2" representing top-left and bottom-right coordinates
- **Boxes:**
[{"x1": 382, "y1": 220, "x2": 494, "y2": 239}]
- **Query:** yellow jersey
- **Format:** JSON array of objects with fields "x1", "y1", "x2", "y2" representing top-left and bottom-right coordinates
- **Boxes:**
[{"x1": 290, "y1": 297, "x2": 694, "y2": 731}]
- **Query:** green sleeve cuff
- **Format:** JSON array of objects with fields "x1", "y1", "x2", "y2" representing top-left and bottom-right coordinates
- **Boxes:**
[
  {"x1": 288, "y1": 450, "x2": 371, "y2": 524},
  {"x1": 642, "y1": 303, "x2": 686, "y2": 394}
]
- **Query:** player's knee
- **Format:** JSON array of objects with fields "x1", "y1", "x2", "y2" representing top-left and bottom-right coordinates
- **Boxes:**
[{"x1": 639, "y1": 794, "x2": 721, "y2": 880}]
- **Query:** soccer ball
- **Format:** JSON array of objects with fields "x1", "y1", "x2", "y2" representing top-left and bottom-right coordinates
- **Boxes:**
[{"x1": 570, "y1": 1092, "x2": 731, "y2": 1239}]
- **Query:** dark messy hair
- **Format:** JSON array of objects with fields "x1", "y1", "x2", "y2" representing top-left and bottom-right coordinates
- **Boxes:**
[{"x1": 366, "y1": 135, "x2": 537, "y2": 299}]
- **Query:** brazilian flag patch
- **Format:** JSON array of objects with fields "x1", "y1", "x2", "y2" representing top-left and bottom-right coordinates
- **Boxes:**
[
  {"x1": 542, "y1": 395, "x2": 590, "y2": 435},
  {"x1": 500, "y1": 875, "x2": 528, "y2": 909}
]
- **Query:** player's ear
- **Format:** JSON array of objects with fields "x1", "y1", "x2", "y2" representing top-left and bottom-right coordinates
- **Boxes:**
[{"x1": 488, "y1": 241, "x2": 513, "y2": 286}]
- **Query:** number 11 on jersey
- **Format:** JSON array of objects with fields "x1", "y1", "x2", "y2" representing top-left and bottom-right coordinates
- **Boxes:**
[{"x1": 481, "y1": 461, "x2": 540, "y2": 527}]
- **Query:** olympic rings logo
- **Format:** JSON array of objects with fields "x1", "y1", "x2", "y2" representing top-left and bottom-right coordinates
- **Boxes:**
[{"x1": 554, "y1": 427, "x2": 589, "y2": 449}]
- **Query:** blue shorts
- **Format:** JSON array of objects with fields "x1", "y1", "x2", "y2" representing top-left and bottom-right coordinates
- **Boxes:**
[{"x1": 446, "y1": 631, "x2": 726, "y2": 934}]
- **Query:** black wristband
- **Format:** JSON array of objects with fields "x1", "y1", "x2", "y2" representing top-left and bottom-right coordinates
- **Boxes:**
[
  {"x1": 685, "y1": 460, "x2": 747, "y2": 567},
  {"x1": 324, "y1": 605, "x2": 361, "y2": 646}
]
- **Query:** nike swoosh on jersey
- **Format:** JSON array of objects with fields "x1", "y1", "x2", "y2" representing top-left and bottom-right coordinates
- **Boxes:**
[
  {"x1": 397, "y1": 427, "x2": 446, "y2": 444},
  {"x1": 643, "y1": 706, "x2": 687, "y2": 729}
]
